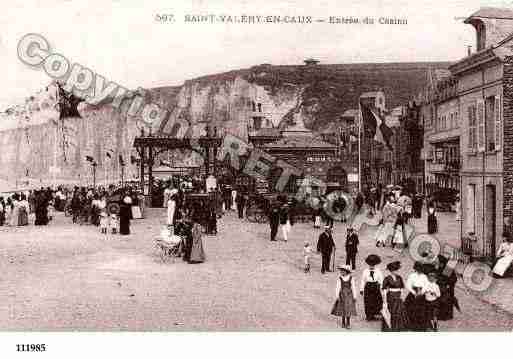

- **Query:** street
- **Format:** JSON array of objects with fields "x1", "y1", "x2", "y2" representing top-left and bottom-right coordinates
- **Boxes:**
[{"x1": 1, "y1": 209, "x2": 512, "y2": 331}]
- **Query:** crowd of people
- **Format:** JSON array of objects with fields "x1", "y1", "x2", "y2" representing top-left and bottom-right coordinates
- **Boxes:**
[
  {"x1": 0, "y1": 183, "x2": 144, "y2": 236},
  {"x1": 0, "y1": 188, "x2": 61, "y2": 227},
  {"x1": 331, "y1": 253, "x2": 458, "y2": 331}
]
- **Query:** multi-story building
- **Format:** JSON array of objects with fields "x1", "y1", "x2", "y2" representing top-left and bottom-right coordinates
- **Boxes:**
[
  {"x1": 449, "y1": 7, "x2": 513, "y2": 261},
  {"x1": 423, "y1": 75, "x2": 461, "y2": 198},
  {"x1": 392, "y1": 102, "x2": 424, "y2": 193},
  {"x1": 359, "y1": 91, "x2": 387, "y2": 188}
]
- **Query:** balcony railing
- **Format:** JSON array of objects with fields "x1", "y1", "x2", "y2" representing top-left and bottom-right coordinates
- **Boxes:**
[{"x1": 430, "y1": 160, "x2": 460, "y2": 172}]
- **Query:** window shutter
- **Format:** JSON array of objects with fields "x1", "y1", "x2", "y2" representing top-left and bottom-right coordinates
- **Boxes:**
[
  {"x1": 467, "y1": 106, "x2": 473, "y2": 150},
  {"x1": 477, "y1": 99, "x2": 485, "y2": 152},
  {"x1": 495, "y1": 95, "x2": 502, "y2": 151}
]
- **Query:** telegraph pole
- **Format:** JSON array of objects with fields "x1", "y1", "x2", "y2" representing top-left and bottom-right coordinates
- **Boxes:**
[{"x1": 92, "y1": 161, "x2": 97, "y2": 188}]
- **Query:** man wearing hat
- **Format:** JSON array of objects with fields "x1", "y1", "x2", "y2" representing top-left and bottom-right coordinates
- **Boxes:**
[
  {"x1": 345, "y1": 227, "x2": 359, "y2": 270},
  {"x1": 317, "y1": 225, "x2": 336, "y2": 274}
]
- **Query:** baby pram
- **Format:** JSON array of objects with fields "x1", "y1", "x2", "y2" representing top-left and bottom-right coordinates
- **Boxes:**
[{"x1": 155, "y1": 227, "x2": 183, "y2": 262}]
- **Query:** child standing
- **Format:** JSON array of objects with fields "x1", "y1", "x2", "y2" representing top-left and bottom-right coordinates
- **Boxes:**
[
  {"x1": 331, "y1": 265, "x2": 358, "y2": 329},
  {"x1": 303, "y1": 241, "x2": 312, "y2": 273},
  {"x1": 425, "y1": 271, "x2": 441, "y2": 331},
  {"x1": 47, "y1": 200, "x2": 55, "y2": 222},
  {"x1": 109, "y1": 214, "x2": 119, "y2": 234},
  {"x1": 100, "y1": 212, "x2": 109, "y2": 234}
]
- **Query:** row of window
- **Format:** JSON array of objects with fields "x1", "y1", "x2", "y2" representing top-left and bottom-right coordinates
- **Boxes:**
[
  {"x1": 467, "y1": 95, "x2": 502, "y2": 152},
  {"x1": 436, "y1": 111, "x2": 459, "y2": 131}
]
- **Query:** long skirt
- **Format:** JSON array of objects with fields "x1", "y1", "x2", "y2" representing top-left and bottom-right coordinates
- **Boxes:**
[
  {"x1": 428, "y1": 214, "x2": 437, "y2": 234},
  {"x1": 382, "y1": 292, "x2": 408, "y2": 331},
  {"x1": 437, "y1": 284, "x2": 455, "y2": 321},
  {"x1": 18, "y1": 207, "x2": 28, "y2": 226},
  {"x1": 405, "y1": 293, "x2": 429, "y2": 331},
  {"x1": 9, "y1": 207, "x2": 19, "y2": 226},
  {"x1": 189, "y1": 235, "x2": 206, "y2": 263},
  {"x1": 493, "y1": 255, "x2": 513, "y2": 277},
  {"x1": 376, "y1": 222, "x2": 394, "y2": 245},
  {"x1": 364, "y1": 282, "x2": 383, "y2": 320},
  {"x1": 331, "y1": 292, "x2": 357, "y2": 317},
  {"x1": 119, "y1": 211, "x2": 130, "y2": 235}
]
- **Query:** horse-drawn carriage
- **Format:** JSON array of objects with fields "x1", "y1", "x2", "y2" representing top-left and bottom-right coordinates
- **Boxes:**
[
  {"x1": 244, "y1": 192, "x2": 316, "y2": 224},
  {"x1": 244, "y1": 192, "x2": 276, "y2": 223}
]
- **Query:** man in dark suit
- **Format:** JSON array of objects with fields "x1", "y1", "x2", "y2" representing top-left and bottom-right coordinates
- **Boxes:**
[
  {"x1": 317, "y1": 225, "x2": 336, "y2": 273},
  {"x1": 345, "y1": 227, "x2": 359, "y2": 270},
  {"x1": 236, "y1": 191, "x2": 246, "y2": 219},
  {"x1": 269, "y1": 204, "x2": 280, "y2": 241}
]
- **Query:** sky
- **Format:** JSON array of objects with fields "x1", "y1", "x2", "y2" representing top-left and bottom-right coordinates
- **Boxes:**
[{"x1": 1, "y1": 0, "x2": 512, "y2": 109}]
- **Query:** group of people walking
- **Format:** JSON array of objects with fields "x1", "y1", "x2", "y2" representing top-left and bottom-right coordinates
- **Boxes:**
[
  {"x1": 331, "y1": 253, "x2": 458, "y2": 331},
  {"x1": 0, "y1": 189, "x2": 54, "y2": 227}
]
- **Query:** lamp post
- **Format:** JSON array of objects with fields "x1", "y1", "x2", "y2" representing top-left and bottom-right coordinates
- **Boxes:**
[
  {"x1": 92, "y1": 161, "x2": 97, "y2": 187},
  {"x1": 119, "y1": 155, "x2": 125, "y2": 187}
]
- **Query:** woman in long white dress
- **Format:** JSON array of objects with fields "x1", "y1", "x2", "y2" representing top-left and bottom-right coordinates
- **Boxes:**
[
  {"x1": 167, "y1": 189, "x2": 178, "y2": 228},
  {"x1": 493, "y1": 234, "x2": 513, "y2": 277},
  {"x1": 9, "y1": 194, "x2": 20, "y2": 226},
  {"x1": 376, "y1": 198, "x2": 398, "y2": 247}
]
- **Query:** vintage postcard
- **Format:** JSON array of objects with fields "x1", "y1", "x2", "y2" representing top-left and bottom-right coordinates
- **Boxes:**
[{"x1": 1, "y1": 0, "x2": 513, "y2": 356}]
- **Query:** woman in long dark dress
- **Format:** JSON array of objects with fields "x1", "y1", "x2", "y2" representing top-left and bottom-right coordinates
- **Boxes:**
[
  {"x1": 360, "y1": 254, "x2": 383, "y2": 321},
  {"x1": 436, "y1": 255, "x2": 458, "y2": 321},
  {"x1": 189, "y1": 219, "x2": 206, "y2": 264},
  {"x1": 17, "y1": 193, "x2": 29, "y2": 226},
  {"x1": 382, "y1": 261, "x2": 408, "y2": 331},
  {"x1": 405, "y1": 261, "x2": 430, "y2": 331},
  {"x1": 34, "y1": 191, "x2": 49, "y2": 225},
  {"x1": 119, "y1": 195, "x2": 132, "y2": 235},
  {"x1": 427, "y1": 201, "x2": 437, "y2": 234},
  {"x1": 0, "y1": 197, "x2": 5, "y2": 226},
  {"x1": 182, "y1": 218, "x2": 193, "y2": 262}
]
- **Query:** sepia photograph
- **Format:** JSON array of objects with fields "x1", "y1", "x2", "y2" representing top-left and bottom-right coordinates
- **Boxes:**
[{"x1": 1, "y1": 0, "x2": 513, "y2": 356}]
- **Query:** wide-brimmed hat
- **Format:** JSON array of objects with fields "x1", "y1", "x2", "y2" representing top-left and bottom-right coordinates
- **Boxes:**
[
  {"x1": 324, "y1": 224, "x2": 331, "y2": 229},
  {"x1": 365, "y1": 254, "x2": 381, "y2": 266},
  {"x1": 386, "y1": 261, "x2": 401, "y2": 272},
  {"x1": 337, "y1": 264, "x2": 352, "y2": 273}
]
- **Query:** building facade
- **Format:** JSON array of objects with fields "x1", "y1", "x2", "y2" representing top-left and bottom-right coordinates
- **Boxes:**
[
  {"x1": 449, "y1": 8, "x2": 513, "y2": 261},
  {"x1": 424, "y1": 76, "x2": 461, "y2": 198}
]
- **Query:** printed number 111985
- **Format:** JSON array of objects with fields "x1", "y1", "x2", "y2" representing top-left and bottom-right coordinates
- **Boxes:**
[{"x1": 16, "y1": 344, "x2": 46, "y2": 352}]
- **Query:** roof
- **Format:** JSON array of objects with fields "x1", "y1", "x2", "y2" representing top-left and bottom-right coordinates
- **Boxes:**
[
  {"x1": 263, "y1": 136, "x2": 336, "y2": 149},
  {"x1": 464, "y1": 7, "x2": 513, "y2": 23},
  {"x1": 249, "y1": 128, "x2": 281, "y2": 137}
]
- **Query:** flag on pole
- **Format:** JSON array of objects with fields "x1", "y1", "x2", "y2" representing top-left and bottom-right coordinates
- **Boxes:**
[{"x1": 359, "y1": 102, "x2": 394, "y2": 151}]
